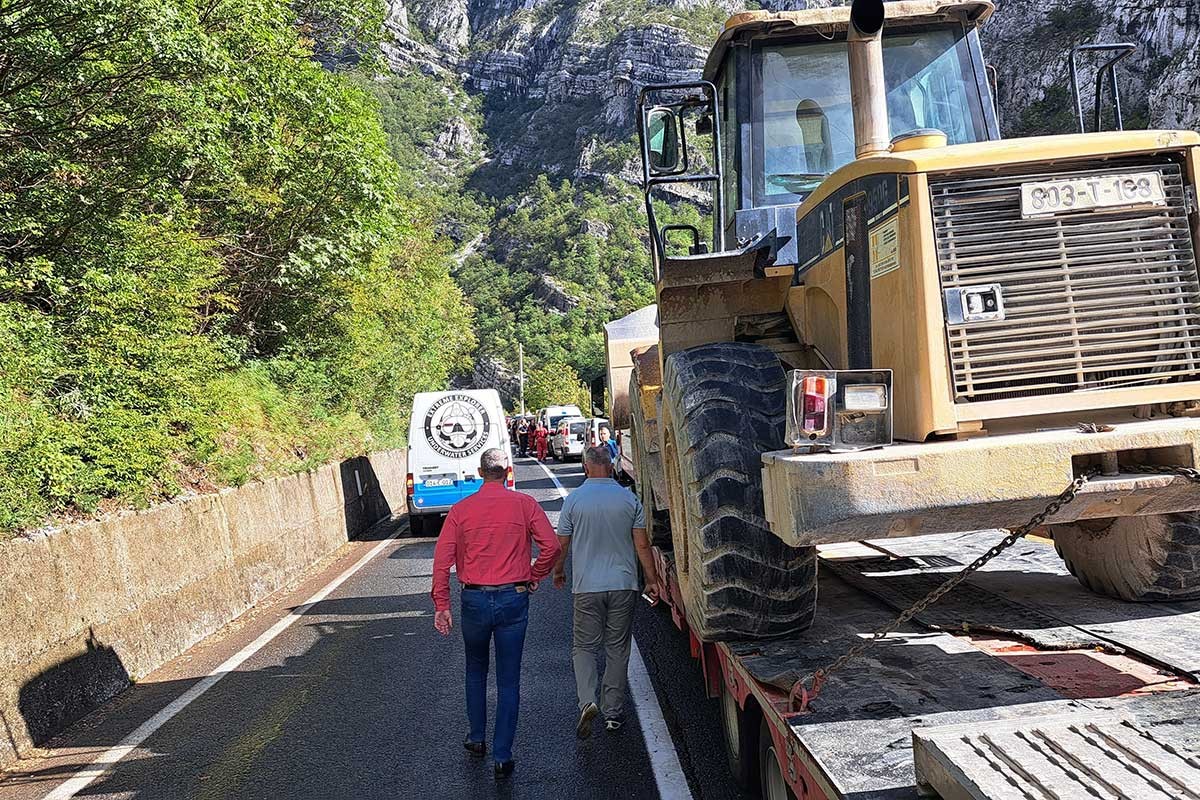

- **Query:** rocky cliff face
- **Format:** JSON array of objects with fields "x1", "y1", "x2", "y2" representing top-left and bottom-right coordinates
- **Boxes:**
[
  {"x1": 983, "y1": 0, "x2": 1200, "y2": 135},
  {"x1": 386, "y1": 0, "x2": 741, "y2": 184}
]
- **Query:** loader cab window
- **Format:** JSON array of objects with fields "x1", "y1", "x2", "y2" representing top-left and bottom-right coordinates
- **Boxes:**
[
  {"x1": 759, "y1": 41, "x2": 854, "y2": 202},
  {"x1": 883, "y1": 28, "x2": 988, "y2": 148},
  {"x1": 754, "y1": 25, "x2": 990, "y2": 207}
]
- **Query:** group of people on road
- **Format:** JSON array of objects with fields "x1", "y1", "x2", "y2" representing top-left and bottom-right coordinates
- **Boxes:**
[
  {"x1": 430, "y1": 445, "x2": 657, "y2": 779},
  {"x1": 507, "y1": 415, "x2": 553, "y2": 461},
  {"x1": 510, "y1": 412, "x2": 620, "y2": 465}
]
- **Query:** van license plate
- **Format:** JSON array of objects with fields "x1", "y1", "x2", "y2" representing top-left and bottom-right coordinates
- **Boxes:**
[
  {"x1": 424, "y1": 478, "x2": 453, "y2": 487},
  {"x1": 1020, "y1": 172, "x2": 1166, "y2": 217}
]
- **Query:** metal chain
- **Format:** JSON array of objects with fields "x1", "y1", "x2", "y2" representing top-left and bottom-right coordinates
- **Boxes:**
[
  {"x1": 788, "y1": 462, "x2": 1200, "y2": 713},
  {"x1": 1123, "y1": 463, "x2": 1200, "y2": 482},
  {"x1": 781, "y1": 463, "x2": 1136, "y2": 712}
]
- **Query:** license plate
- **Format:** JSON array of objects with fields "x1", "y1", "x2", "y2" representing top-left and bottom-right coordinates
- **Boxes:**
[
  {"x1": 423, "y1": 478, "x2": 454, "y2": 488},
  {"x1": 1020, "y1": 172, "x2": 1166, "y2": 218}
]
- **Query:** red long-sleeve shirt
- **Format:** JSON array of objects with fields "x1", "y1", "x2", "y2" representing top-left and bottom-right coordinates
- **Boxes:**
[{"x1": 431, "y1": 481, "x2": 560, "y2": 612}]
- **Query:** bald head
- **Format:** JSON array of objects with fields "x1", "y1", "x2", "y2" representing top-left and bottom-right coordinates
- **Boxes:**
[
  {"x1": 479, "y1": 448, "x2": 508, "y2": 481},
  {"x1": 582, "y1": 446, "x2": 613, "y2": 478}
]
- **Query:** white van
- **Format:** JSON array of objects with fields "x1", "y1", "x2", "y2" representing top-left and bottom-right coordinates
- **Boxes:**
[
  {"x1": 406, "y1": 389, "x2": 512, "y2": 535},
  {"x1": 536, "y1": 404, "x2": 584, "y2": 432}
]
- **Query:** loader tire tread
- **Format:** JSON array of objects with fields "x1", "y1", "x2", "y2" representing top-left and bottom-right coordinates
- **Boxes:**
[
  {"x1": 663, "y1": 342, "x2": 817, "y2": 641},
  {"x1": 1051, "y1": 512, "x2": 1200, "y2": 601}
]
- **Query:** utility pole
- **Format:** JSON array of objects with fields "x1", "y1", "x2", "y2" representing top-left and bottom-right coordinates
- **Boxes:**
[{"x1": 518, "y1": 343, "x2": 525, "y2": 416}]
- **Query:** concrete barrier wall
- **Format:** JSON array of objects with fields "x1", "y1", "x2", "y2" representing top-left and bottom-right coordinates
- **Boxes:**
[{"x1": 0, "y1": 449, "x2": 408, "y2": 768}]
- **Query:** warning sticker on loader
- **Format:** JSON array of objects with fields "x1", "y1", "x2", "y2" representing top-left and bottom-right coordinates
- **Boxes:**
[{"x1": 869, "y1": 217, "x2": 900, "y2": 280}]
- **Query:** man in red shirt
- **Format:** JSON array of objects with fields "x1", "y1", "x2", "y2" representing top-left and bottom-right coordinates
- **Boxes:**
[{"x1": 431, "y1": 448, "x2": 559, "y2": 779}]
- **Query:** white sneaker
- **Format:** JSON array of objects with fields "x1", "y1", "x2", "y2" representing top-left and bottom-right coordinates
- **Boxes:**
[{"x1": 576, "y1": 702, "x2": 599, "y2": 739}]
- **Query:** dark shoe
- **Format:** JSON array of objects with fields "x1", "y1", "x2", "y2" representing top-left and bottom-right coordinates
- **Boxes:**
[
  {"x1": 494, "y1": 760, "x2": 515, "y2": 779},
  {"x1": 604, "y1": 718, "x2": 623, "y2": 732},
  {"x1": 576, "y1": 702, "x2": 599, "y2": 739},
  {"x1": 463, "y1": 736, "x2": 486, "y2": 757}
]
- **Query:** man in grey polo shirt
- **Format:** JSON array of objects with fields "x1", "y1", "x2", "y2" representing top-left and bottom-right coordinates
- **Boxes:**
[{"x1": 553, "y1": 446, "x2": 660, "y2": 738}]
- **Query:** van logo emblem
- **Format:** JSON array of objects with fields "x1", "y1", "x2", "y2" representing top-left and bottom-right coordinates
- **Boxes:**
[{"x1": 424, "y1": 394, "x2": 491, "y2": 458}]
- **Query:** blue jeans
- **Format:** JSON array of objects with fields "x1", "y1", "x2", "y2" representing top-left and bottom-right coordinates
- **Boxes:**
[{"x1": 461, "y1": 587, "x2": 529, "y2": 763}]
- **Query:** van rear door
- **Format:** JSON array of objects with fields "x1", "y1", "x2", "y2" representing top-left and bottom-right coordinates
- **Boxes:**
[
  {"x1": 408, "y1": 390, "x2": 505, "y2": 513},
  {"x1": 458, "y1": 468, "x2": 482, "y2": 502},
  {"x1": 417, "y1": 470, "x2": 461, "y2": 510}
]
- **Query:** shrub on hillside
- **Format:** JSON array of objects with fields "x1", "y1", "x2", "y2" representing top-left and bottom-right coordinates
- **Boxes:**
[{"x1": 0, "y1": 0, "x2": 474, "y2": 533}]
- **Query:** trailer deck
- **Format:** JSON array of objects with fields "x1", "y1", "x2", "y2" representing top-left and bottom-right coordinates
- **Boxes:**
[{"x1": 654, "y1": 530, "x2": 1200, "y2": 799}]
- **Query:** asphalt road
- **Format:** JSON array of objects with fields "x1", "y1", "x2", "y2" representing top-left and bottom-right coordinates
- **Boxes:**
[{"x1": 0, "y1": 457, "x2": 751, "y2": 800}]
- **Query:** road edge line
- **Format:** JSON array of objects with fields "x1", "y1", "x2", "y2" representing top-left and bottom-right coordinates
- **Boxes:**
[
  {"x1": 629, "y1": 640, "x2": 696, "y2": 800},
  {"x1": 41, "y1": 532, "x2": 401, "y2": 800},
  {"x1": 531, "y1": 456, "x2": 572, "y2": 499},
  {"x1": 531, "y1": 457, "x2": 694, "y2": 800}
]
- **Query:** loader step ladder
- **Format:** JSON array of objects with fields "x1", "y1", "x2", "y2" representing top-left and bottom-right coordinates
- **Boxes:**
[{"x1": 913, "y1": 712, "x2": 1200, "y2": 800}]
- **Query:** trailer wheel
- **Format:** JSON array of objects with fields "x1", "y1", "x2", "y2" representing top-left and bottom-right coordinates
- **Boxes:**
[
  {"x1": 1050, "y1": 512, "x2": 1200, "y2": 601},
  {"x1": 661, "y1": 342, "x2": 818, "y2": 641},
  {"x1": 719, "y1": 678, "x2": 759, "y2": 792},
  {"x1": 759, "y1": 717, "x2": 798, "y2": 800}
]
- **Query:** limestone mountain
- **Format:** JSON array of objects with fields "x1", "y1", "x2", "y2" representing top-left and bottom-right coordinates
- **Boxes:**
[{"x1": 985, "y1": 0, "x2": 1200, "y2": 135}]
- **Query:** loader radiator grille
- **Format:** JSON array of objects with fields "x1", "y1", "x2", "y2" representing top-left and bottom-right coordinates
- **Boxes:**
[{"x1": 930, "y1": 161, "x2": 1200, "y2": 402}]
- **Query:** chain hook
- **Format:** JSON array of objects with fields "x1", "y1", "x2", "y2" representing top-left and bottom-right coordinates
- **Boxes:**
[{"x1": 788, "y1": 670, "x2": 824, "y2": 714}]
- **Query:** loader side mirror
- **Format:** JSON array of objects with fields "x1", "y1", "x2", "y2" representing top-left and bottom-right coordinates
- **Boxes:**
[{"x1": 647, "y1": 108, "x2": 681, "y2": 175}]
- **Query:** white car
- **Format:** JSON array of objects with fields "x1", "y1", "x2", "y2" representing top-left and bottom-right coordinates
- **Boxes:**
[{"x1": 551, "y1": 417, "x2": 589, "y2": 461}]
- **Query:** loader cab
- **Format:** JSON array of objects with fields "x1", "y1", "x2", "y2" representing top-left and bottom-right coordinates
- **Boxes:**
[{"x1": 639, "y1": 1, "x2": 998, "y2": 268}]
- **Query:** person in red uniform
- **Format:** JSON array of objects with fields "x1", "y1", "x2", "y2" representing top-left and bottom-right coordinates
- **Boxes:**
[
  {"x1": 534, "y1": 421, "x2": 549, "y2": 461},
  {"x1": 431, "y1": 448, "x2": 560, "y2": 779}
]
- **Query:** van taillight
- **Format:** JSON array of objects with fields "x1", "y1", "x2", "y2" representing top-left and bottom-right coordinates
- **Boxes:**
[
  {"x1": 406, "y1": 473, "x2": 415, "y2": 496},
  {"x1": 506, "y1": 466, "x2": 514, "y2": 489}
]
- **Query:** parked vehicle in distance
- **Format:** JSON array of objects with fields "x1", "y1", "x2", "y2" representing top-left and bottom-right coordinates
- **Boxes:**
[
  {"x1": 550, "y1": 416, "x2": 589, "y2": 461},
  {"x1": 406, "y1": 389, "x2": 513, "y2": 535},
  {"x1": 536, "y1": 405, "x2": 583, "y2": 432}
]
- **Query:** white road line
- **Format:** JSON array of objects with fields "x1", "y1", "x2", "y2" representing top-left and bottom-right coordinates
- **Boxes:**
[
  {"x1": 629, "y1": 640, "x2": 695, "y2": 800},
  {"x1": 42, "y1": 532, "x2": 400, "y2": 800},
  {"x1": 528, "y1": 458, "x2": 695, "y2": 800},
  {"x1": 531, "y1": 457, "x2": 573, "y2": 499}
]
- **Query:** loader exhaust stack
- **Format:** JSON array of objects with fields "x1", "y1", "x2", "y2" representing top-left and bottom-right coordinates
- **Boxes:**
[{"x1": 848, "y1": 0, "x2": 890, "y2": 158}]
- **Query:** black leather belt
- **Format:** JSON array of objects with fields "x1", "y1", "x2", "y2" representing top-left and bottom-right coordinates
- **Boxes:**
[{"x1": 463, "y1": 582, "x2": 525, "y2": 591}]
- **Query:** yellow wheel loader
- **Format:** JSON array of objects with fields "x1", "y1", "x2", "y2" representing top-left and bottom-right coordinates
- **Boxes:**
[{"x1": 612, "y1": 0, "x2": 1200, "y2": 641}]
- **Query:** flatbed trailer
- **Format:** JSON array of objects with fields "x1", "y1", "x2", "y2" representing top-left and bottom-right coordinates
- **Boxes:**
[{"x1": 649, "y1": 529, "x2": 1200, "y2": 799}]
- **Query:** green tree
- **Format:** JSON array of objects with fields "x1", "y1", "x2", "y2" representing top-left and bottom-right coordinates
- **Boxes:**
[
  {"x1": 524, "y1": 362, "x2": 593, "y2": 413},
  {"x1": 0, "y1": 0, "x2": 475, "y2": 533},
  {"x1": 453, "y1": 173, "x2": 658, "y2": 390}
]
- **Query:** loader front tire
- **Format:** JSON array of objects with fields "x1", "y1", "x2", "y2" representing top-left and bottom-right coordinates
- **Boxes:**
[
  {"x1": 661, "y1": 342, "x2": 817, "y2": 641},
  {"x1": 1050, "y1": 512, "x2": 1200, "y2": 601}
]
